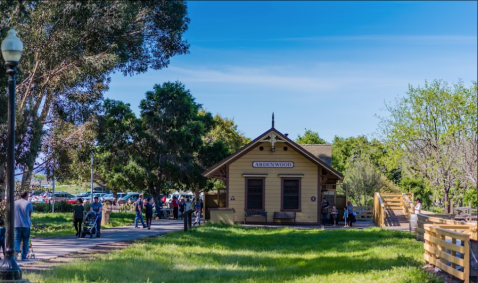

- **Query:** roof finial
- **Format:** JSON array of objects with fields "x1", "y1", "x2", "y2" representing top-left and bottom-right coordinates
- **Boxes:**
[{"x1": 272, "y1": 112, "x2": 275, "y2": 128}]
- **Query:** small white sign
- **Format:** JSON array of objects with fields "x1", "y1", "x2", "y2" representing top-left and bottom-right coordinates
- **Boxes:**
[{"x1": 252, "y1": 161, "x2": 294, "y2": 168}]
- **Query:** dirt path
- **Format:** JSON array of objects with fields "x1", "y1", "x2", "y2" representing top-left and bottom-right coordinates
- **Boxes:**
[{"x1": 19, "y1": 219, "x2": 184, "y2": 273}]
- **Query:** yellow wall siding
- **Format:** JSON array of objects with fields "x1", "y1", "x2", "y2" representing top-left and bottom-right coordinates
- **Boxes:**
[{"x1": 229, "y1": 142, "x2": 320, "y2": 223}]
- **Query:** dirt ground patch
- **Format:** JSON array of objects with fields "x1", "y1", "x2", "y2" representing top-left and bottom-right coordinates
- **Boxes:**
[
  {"x1": 422, "y1": 263, "x2": 476, "y2": 283},
  {"x1": 21, "y1": 240, "x2": 134, "y2": 274}
]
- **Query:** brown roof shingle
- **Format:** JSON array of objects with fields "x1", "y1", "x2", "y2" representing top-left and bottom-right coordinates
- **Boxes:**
[{"x1": 299, "y1": 144, "x2": 332, "y2": 167}]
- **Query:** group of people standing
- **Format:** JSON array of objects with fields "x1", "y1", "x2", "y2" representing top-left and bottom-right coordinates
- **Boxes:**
[
  {"x1": 321, "y1": 198, "x2": 356, "y2": 227},
  {"x1": 135, "y1": 195, "x2": 204, "y2": 228},
  {"x1": 321, "y1": 197, "x2": 422, "y2": 228}
]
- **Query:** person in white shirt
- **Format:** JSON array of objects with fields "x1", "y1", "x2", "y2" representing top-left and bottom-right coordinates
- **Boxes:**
[{"x1": 414, "y1": 198, "x2": 422, "y2": 214}]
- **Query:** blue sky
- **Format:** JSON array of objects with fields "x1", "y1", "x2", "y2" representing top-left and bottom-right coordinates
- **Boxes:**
[{"x1": 105, "y1": 1, "x2": 477, "y2": 143}]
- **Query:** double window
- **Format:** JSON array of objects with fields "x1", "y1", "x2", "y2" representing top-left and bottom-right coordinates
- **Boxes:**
[
  {"x1": 245, "y1": 177, "x2": 301, "y2": 211},
  {"x1": 246, "y1": 178, "x2": 265, "y2": 210},
  {"x1": 281, "y1": 178, "x2": 301, "y2": 211}
]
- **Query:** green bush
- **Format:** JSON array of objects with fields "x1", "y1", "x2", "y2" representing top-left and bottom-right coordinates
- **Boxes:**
[
  {"x1": 119, "y1": 204, "x2": 134, "y2": 213},
  {"x1": 33, "y1": 201, "x2": 78, "y2": 213}
]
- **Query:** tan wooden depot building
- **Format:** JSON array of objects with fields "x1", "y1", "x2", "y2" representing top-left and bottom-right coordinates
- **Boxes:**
[{"x1": 203, "y1": 123, "x2": 344, "y2": 225}]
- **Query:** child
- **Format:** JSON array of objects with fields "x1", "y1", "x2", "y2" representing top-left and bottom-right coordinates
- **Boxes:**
[
  {"x1": 0, "y1": 219, "x2": 5, "y2": 259},
  {"x1": 145, "y1": 198, "x2": 153, "y2": 230},
  {"x1": 192, "y1": 209, "x2": 201, "y2": 226},
  {"x1": 331, "y1": 205, "x2": 338, "y2": 226},
  {"x1": 344, "y1": 207, "x2": 349, "y2": 228}
]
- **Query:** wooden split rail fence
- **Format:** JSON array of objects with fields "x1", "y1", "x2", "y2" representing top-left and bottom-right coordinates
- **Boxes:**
[
  {"x1": 424, "y1": 223, "x2": 477, "y2": 283},
  {"x1": 354, "y1": 206, "x2": 373, "y2": 221},
  {"x1": 373, "y1": 192, "x2": 478, "y2": 282}
]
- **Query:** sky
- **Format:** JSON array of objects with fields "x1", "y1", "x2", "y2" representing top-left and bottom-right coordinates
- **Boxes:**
[{"x1": 105, "y1": 1, "x2": 477, "y2": 143}]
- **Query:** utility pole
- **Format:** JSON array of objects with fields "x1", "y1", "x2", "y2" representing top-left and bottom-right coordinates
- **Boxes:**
[
  {"x1": 52, "y1": 167, "x2": 55, "y2": 213},
  {"x1": 90, "y1": 150, "x2": 94, "y2": 198}
]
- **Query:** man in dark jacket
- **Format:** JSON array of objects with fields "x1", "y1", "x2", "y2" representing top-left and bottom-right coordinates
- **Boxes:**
[
  {"x1": 321, "y1": 198, "x2": 330, "y2": 226},
  {"x1": 134, "y1": 194, "x2": 147, "y2": 229},
  {"x1": 145, "y1": 198, "x2": 153, "y2": 230}
]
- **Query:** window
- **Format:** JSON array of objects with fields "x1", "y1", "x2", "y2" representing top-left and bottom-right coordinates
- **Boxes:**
[
  {"x1": 246, "y1": 178, "x2": 264, "y2": 210},
  {"x1": 281, "y1": 178, "x2": 301, "y2": 211}
]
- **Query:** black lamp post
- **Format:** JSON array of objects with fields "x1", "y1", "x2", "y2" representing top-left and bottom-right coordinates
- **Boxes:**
[{"x1": 0, "y1": 28, "x2": 23, "y2": 281}]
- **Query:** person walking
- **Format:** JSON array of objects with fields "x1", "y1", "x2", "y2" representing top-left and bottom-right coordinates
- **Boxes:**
[
  {"x1": 414, "y1": 198, "x2": 422, "y2": 214},
  {"x1": 90, "y1": 196, "x2": 103, "y2": 237},
  {"x1": 14, "y1": 191, "x2": 33, "y2": 260},
  {"x1": 194, "y1": 198, "x2": 203, "y2": 223},
  {"x1": 172, "y1": 196, "x2": 179, "y2": 220},
  {"x1": 179, "y1": 198, "x2": 186, "y2": 219},
  {"x1": 134, "y1": 194, "x2": 147, "y2": 228},
  {"x1": 145, "y1": 198, "x2": 153, "y2": 230},
  {"x1": 0, "y1": 219, "x2": 5, "y2": 259},
  {"x1": 73, "y1": 198, "x2": 86, "y2": 237},
  {"x1": 321, "y1": 198, "x2": 330, "y2": 226},
  {"x1": 346, "y1": 201, "x2": 354, "y2": 228}
]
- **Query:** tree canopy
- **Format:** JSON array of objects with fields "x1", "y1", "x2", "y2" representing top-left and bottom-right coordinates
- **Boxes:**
[
  {"x1": 378, "y1": 80, "x2": 477, "y2": 212},
  {"x1": 295, "y1": 129, "x2": 327, "y2": 145},
  {"x1": 0, "y1": 0, "x2": 190, "y2": 194}
]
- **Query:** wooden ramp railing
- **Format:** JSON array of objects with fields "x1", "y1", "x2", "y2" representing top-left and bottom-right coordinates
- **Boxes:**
[
  {"x1": 416, "y1": 213, "x2": 464, "y2": 241},
  {"x1": 373, "y1": 192, "x2": 385, "y2": 227},
  {"x1": 373, "y1": 192, "x2": 411, "y2": 229}
]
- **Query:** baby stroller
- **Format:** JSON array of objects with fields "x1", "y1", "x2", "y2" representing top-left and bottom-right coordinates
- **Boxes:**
[
  {"x1": 16, "y1": 238, "x2": 35, "y2": 260},
  {"x1": 81, "y1": 211, "x2": 100, "y2": 238}
]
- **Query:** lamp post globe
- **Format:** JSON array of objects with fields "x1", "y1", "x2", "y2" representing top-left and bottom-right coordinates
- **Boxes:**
[
  {"x1": 0, "y1": 28, "x2": 23, "y2": 281},
  {"x1": 2, "y1": 28, "x2": 23, "y2": 63}
]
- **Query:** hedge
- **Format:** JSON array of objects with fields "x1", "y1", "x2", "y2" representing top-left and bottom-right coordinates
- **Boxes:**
[{"x1": 32, "y1": 201, "x2": 91, "y2": 213}]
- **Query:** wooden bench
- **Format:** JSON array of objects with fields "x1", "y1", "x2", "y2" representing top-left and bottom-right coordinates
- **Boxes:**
[
  {"x1": 244, "y1": 210, "x2": 267, "y2": 224},
  {"x1": 273, "y1": 211, "x2": 296, "y2": 224}
]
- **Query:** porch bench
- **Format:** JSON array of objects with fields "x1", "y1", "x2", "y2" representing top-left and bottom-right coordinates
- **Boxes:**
[
  {"x1": 273, "y1": 211, "x2": 296, "y2": 224},
  {"x1": 244, "y1": 210, "x2": 267, "y2": 224}
]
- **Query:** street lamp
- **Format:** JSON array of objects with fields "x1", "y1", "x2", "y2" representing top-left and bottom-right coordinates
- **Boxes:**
[{"x1": 0, "y1": 28, "x2": 23, "y2": 281}]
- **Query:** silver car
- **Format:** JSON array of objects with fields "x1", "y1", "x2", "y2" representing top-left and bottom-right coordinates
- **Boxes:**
[{"x1": 102, "y1": 193, "x2": 126, "y2": 203}]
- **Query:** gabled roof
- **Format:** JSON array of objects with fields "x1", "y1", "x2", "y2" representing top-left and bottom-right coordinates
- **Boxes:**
[{"x1": 202, "y1": 127, "x2": 344, "y2": 179}]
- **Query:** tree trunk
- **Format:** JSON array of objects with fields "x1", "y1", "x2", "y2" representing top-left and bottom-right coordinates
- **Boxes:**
[
  {"x1": 444, "y1": 189, "x2": 450, "y2": 214},
  {"x1": 148, "y1": 180, "x2": 159, "y2": 209},
  {"x1": 195, "y1": 187, "x2": 200, "y2": 200},
  {"x1": 20, "y1": 163, "x2": 34, "y2": 191}
]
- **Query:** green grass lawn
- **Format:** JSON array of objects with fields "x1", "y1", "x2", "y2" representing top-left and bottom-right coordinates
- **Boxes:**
[
  {"x1": 24, "y1": 225, "x2": 441, "y2": 283},
  {"x1": 31, "y1": 212, "x2": 136, "y2": 237}
]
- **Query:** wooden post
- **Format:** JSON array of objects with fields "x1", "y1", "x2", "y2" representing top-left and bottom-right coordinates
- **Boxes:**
[
  {"x1": 451, "y1": 238, "x2": 457, "y2": 269},
  {"x1": 464, "y1": 237, "x2": 470, "y2": 283}
]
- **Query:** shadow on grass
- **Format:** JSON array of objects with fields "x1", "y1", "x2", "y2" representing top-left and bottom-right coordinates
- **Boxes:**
[
  {"x1": 26, "y1": 225, "x2": 437, "y2": 283},
  {"x1": 34, "y1": 253, "x2": 426, "y2": 283},
  {"x1": 164, "y1": 225, "x2": 418, "y2": 255}
]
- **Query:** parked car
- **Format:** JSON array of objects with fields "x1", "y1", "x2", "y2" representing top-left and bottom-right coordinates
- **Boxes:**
[
  {"x1": 83, "y1": 193, "x2": 107, "y2": 203},
  {"x1": 76, "y1": 191, "x2": 91, "y2": 198},
  {"x1": 67, "y1": 196, "x2": 78, "y2": 204},
  {"x1": 45, "y1": 192, "x2": 76, "y2": 203},
  {"x1": 102, "y1": 193, "x2": 126, "y2": 203},
  {"x1": 117, "y1": 192, "x2": 140, "y2": 205}
]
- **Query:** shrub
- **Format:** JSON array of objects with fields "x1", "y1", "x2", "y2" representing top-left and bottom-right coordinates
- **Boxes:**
[
  {"x1": 119, "y1": 204, "x2": 134, "y2": 213},
  {"x1": 33, "y1": 201, "x2": 76, "y2": 213}
]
